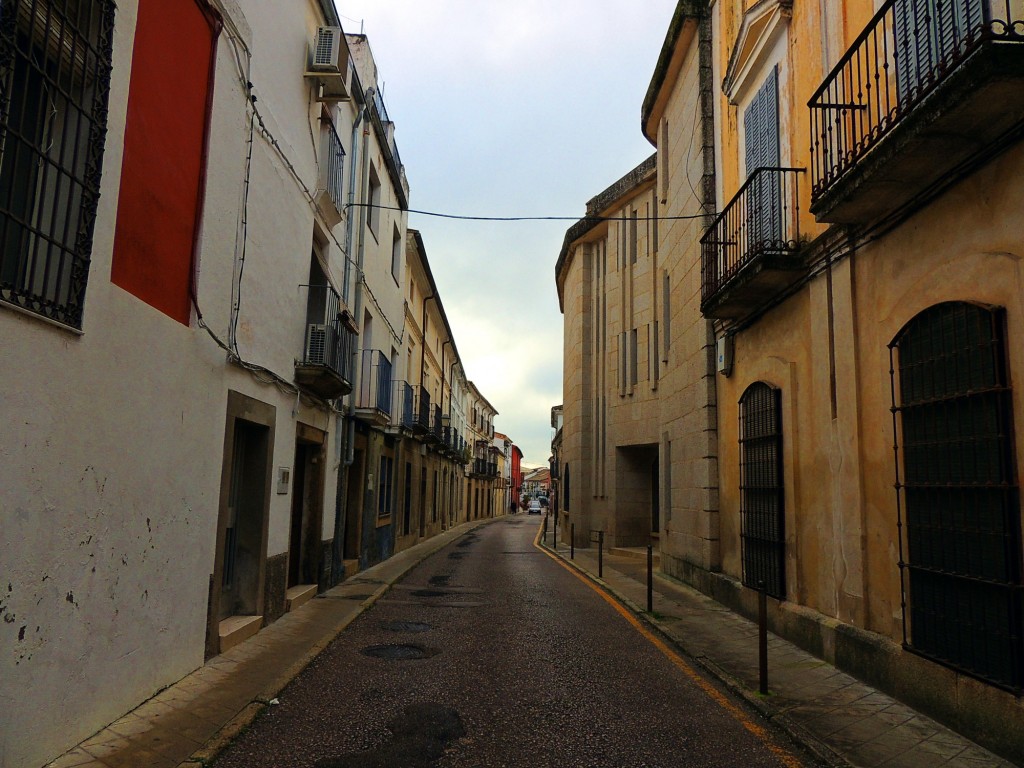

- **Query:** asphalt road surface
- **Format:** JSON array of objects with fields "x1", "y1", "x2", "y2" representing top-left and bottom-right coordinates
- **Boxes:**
[{"x1": 213, "y1": 516, "x2": 818, "y2": 768}]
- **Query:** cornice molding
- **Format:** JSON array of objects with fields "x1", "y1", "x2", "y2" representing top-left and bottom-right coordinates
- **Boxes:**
[{"x1": 722, "y1": 0, "x2": 792, "y2": 105}]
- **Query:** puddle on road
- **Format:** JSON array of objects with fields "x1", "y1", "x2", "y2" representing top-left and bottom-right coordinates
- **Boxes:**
[
  {"x1": 360, "y1": 643, "x2": 439, "y2": 661},
  {"x1": 314, "y1": 702, "x2": 465, "y2": 768}
]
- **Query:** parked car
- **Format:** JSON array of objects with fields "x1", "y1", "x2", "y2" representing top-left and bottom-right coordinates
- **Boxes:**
[{"x1": 528, "y1": 499, "x2": 542, "y2": 515}]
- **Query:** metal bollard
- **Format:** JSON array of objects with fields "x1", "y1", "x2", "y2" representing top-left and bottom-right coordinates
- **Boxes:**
[
  {"x1": 543, "y1": 515, "x2": 548, "y2": 544},
  {"x1": 570, "y1": 524, "x2": 575, "y2": 560},
  {"x1": 598, "y1": 531, "x2": 604, "y2": 579},
  {"x1": 647, "y1": 544, "x2": 653, "y2": 613},
  {"x1": 758, "y1": 580, "x2": 768, "y2": 695}
]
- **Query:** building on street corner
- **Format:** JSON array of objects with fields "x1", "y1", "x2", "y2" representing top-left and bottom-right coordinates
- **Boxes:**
[{"x1": 557, "y1": 0, "x2": 1024, "y2": 762}]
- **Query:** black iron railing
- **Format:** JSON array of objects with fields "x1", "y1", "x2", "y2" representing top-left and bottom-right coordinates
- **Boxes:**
[
  {"x1": 700, "y1": 167, "x2": 805, "y2": 305},
  {"x1": 430, "y1": 404, "x2": 443, "y2": 441},
  {"x1": 369, "y1": 86, "x2": 402, "y2": 171},
  {"x1": 414, "y1": 387, "x2": 430, "y2": 432},
  {"x1": 809, "y1": 0, "x2": 1024, "y2": 200},
  {"x1": 394, "y1": 381, "x2": 415, "y2": 430},
  {"x1": 300, "y1": 285, "x2": 356, "y2": 383},
  {"x1": 319, "y1": 118, "x2": 346, "y2": 212},
  {"x1": 357, "y1": 350, "x2": 392, "y2": 416}
]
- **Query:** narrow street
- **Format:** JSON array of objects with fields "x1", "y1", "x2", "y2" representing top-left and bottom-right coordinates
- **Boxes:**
[{"x1": 212, "y1": 517, "x2": 813, "y2": 768}]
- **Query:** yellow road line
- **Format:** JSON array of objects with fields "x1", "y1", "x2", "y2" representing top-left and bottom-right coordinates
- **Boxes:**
[{"x1": 533, "y1": 525, "x2": 802, "y2": 768}]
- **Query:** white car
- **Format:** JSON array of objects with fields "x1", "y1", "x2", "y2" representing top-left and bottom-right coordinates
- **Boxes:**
[{"x1": 528, "y1": 499, "x2": 542, "y2": 515}]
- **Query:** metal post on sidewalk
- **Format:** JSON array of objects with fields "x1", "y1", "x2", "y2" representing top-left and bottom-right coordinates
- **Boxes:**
[
  {"x1": 598, "y1": 531, "x2": 604, "y2": 579},
  {"x1": 758, "y1": 580, "x2": 768, "y2": 695},
  {"x1": 553, "y1": 511, "x2": 558, "y2": 549},
  {"x1": 570, "y1": 524, "x2": 575, "y2": 560},
  {"x1": 543, "y1": 514, "x2": 548, "y2": 544},
  {"x1": 647, "y1": 544, "x2": 653, "y2": 613}
]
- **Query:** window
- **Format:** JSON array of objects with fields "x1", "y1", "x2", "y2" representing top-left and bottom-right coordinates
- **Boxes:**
[
  {"x1": 391, "y1": 224, "x2": 401, "y2": 283},
  {"x1": 739, "y1": 382, "x2": 785, "y2": 599},
  {"x1": 891, "y1": 302, "x2": 1022, "y2": 691},
  {"x1": 629, "y1": 209, "x2": 638, "y2": 264},
  {"x1": 662, "y1": 272, "x2": 673, "y2": 363},
  {"x1": 563, "y1": 463, "x2": 570, "y2": 511},
  {"x1": 893, "y1": 0, "x2": 982, "y2": 103},
  {"x1": 630, "y1": 328, "x2": 638, "y2": 387},
  {"x1": 743, "y1": 66, "x2": 782, "y2": 252},
  {"x1": 367, "y1": 164, "x2": 381, "y2": 239},
  {"x1": 377, "y1": 455, "x2": 394, "y2": 519},
  {"x1": 0, "y1": 0, "x2": 115, "y2": 328}
]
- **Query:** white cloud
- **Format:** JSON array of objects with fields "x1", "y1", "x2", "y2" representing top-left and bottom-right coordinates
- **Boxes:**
[{"x1": 336, "y1": 0, "x2": 675, "y2": 464}]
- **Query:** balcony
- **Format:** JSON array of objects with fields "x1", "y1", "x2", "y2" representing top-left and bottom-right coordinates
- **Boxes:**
[
  {"x1": 354, "y1": 350, "x2": 392, "y2": 427},
  {"x1": 406, "y1": 386, "x2": 429, "y2": 436},
  {"x1": 294, "y1": 285, "x2": 356, "y2": 399},
  {"x1": 394, "y1": 381, "x2": 415, "y2": 431},
  {"x1": 314, "y1": 119, "x2": 346, "y2": 227},
  {"x1": 428, "y1": 404, "x2": 443, "y2": 443},
  {"x1": 809, "y1": 0, "x2": 1024, "y2": 223},
  {"x1": 700, "y1": 167, "x2": 807, "y2": 319}
]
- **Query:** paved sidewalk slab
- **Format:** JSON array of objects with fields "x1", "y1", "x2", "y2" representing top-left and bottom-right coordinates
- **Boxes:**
[{"x1": 546, "y1": 539, "x2": 1015, "y2": 768}]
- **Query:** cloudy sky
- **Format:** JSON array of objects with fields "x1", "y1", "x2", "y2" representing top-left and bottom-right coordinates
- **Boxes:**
[{"x1": 337, "y1": 1, "x2": 677, "y2": 466}]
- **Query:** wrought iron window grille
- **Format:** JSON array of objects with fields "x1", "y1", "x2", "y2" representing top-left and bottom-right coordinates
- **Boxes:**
[
  {"x1": 739, "y1": 382, "x2": 786, "y2": 600},
  {"x1": 0, "y1": 0, "x2": 116, "y2": 328},
  {"x1": 890, "y1": 301, "x2": 1023, "y2": 693}
]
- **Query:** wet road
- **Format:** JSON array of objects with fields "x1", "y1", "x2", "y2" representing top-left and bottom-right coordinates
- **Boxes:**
[{"x1": 213, "y1": 516, "x2": 816, "y2": 768}]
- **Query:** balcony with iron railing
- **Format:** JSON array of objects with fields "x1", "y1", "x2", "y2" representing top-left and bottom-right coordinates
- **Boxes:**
[
  {"x1": 354, "y1": 350, "x2": 392, "y2": 427},
  {"x1": 393, "y1": 381, "x2": 415, "y2": 431},
  {"x1": 809, "y1": 0, "x2": 1024, "y2": 223},
  {"x1": 294, "y1": 285, "x2": 356, "y2": 399},
  {"x1": 410, "y1": 386, "x2": 430, "y2": 435},
  {"x1": 428, "y1": 404, "x2": 443, "y2": 443},
  {"x1": 700, "y1": 167, "x2": 807, "y2": 319},
  {"x1": 315, "y1": 118, "x2": 346, "y2": 227}
]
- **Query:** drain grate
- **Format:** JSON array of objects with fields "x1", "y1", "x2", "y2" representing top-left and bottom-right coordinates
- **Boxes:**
[
  {"x1": 361, "y1": 644, "x2": 439, "y2": 661},
  {"x1": 381, "y1": 620, "x2": 432, "y2": 633}
]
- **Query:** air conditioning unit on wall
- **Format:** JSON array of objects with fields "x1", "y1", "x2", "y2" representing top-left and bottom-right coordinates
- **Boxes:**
[{"x1": 306, "y1": 26, "x2": 351, "y2": 102}]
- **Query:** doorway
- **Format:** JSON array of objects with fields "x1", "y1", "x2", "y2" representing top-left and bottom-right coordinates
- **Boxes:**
[
  {"x1": 288, "y1": 426, "x2": 325, "y2": 589},
  {"x1": 208, "y1": 392, "x2": 274, "y2": 659},
  {"x1": 344, "y1": 448, "x2": 364, "y2": 560}
]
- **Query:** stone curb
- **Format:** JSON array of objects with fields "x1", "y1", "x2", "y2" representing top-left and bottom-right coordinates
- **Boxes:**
[
  {"x1": 539, "y1": 540, "x2": 851, "y2": 768},
  {"x1": 175, "y1": 518, "x2": 497, "y2": 768}
]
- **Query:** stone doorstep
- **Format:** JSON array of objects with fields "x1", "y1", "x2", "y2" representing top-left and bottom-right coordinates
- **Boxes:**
[
  {"x1": 285, "y1": 584, "x2": 318, "y2": 613},
  {"x1": 218, "y1": 615, "x2": 263, "y2": 654},
  {"x1": 343, "y1": 558, "x2": 360, "y2": 579}
]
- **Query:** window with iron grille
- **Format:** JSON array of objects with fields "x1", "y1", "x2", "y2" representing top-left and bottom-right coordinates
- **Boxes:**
[
  {"x1": 0, "y1": 0, "x2": 115, "y2": 328},
  {"x1": 739, "y1": 382, "x2": 785, "y2": 599},
  {"x1": 890, "y1": 301, "x2": 1023, "y2": 691}
]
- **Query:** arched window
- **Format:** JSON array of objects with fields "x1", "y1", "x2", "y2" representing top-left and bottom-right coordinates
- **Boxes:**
[
  {"x1": 891, "y1": 301, "x2": 1022, "y2": 690},
  {"x1": 739, "y1": 382, "x2": 785, "y2": 599}
]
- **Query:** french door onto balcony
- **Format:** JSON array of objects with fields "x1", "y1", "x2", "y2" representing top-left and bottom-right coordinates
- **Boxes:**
[
  {"x1": 744, "y1": 66, "x2": 783, "y2": 255},
  {"x1": 894, "y1": 0, "x2": 984, "y2": 102}
]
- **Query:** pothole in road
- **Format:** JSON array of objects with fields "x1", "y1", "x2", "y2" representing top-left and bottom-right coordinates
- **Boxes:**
[
  {"x1": 315, "y1": 702, "x2": 465, "y2": 768},
  {"x1": 380, "y1": 620, "x2": 433, "y2": 633},
  {"x1": 361, "y1": 644, "x2": 439, "y2": 661}
]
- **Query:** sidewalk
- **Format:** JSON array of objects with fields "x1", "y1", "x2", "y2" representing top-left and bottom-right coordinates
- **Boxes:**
[
  {"x1": 46, "y1": 517, "x2": 1015, "y2": 768},
  {"x1": 542, "y1": 535, "x2": 1016, "y2": 768},
  {"x1": 45, "y1": 519, "x2": 494, "y2": 768}
]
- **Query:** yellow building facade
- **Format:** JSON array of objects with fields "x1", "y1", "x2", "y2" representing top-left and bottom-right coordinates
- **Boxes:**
[{"x1": 560, "y1": 0, "x2": 1024, "y2": 759}]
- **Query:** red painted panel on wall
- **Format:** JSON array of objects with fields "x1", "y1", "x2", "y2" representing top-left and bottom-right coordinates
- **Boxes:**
[{"x1": 111, "y1": 0, "x2": 219, "y2": 325}]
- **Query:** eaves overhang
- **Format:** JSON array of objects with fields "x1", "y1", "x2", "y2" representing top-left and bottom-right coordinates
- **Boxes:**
[
  {"x1": 641, "y1": 1, "x2": 704, "y2": 145},
  {"x1": 554, "y1": 155, "x2": 657, "y2": 311}
]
